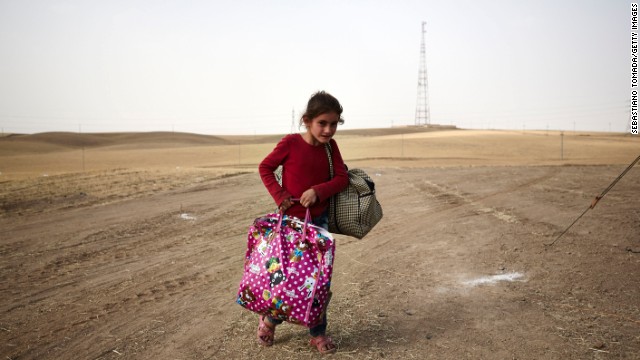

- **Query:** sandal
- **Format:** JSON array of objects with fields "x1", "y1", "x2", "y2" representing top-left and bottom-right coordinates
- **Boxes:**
[
  {"x1": 257, "y1": 315, "x2": 276, "y2": 346},
  {"x1": 309, "y1": 335, "x2": 337, "y2": 354}
]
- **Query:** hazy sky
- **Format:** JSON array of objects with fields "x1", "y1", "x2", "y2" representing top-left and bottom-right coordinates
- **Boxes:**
[{"x1": 0, "y1": 0, "x2": 632, "y2": 135}]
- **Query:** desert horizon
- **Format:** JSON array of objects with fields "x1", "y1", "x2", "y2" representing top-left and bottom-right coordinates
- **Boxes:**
[{"x1": 1, "y1": 127, "x2": 638, "y2": 178}]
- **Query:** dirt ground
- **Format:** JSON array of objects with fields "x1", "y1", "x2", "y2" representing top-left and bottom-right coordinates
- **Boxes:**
[{"x1": 1, "y1": 129, "x2": 639, "y2": 359}]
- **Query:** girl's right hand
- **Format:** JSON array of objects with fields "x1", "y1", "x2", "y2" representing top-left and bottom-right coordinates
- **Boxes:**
[{"x1": 279, "y1": 198, "x2": 293, "y2": 212}]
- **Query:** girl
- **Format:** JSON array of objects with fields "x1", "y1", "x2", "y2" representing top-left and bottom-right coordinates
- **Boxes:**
[{"x1": 257, "y1": 91, "x2": 349, "y2": 354}]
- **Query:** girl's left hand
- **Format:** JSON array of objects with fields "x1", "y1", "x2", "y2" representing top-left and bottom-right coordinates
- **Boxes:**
[{"x1": 300, "y1": 189, "x2": 317, "y2": 208}]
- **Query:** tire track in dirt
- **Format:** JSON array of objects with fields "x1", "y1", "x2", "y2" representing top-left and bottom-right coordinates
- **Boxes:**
[{"x1": 339, "y1": 167, "x2": 561, "y2": 269}]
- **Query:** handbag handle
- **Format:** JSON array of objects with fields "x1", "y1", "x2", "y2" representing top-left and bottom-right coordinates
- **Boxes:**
[
  {"x1": 274, "y1": 202, "x2": 326, "y2": 324},
  {"x1": 274, "y1": 199, "x2": 311, "y2": 238},
  {"x1": 324, "y1": 144, "x2": 334, "y2": 179}
]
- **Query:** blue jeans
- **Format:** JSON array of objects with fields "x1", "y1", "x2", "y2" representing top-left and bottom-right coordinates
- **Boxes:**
[{"x1": 268, "y1": 210, "x2": 329, "y2": 337}]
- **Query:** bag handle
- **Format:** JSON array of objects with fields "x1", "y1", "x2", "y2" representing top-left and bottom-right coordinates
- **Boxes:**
[
  {"x1": 304, "y1": 254, "x2": 325, "y2": 325},
  {"x1": 324, "y1": 143, "x2": 334, "y2": 180},
  {"x1": 273, "y1": 206, "x2": 309, "y2": 262},
  {"x1": 276, "y1": 198, "x2": 312, "y2": 239},
  {"x1": 297, "y1": 200, "x2": 327, "y2": 325},
  {"x1": 277, "y1": 201, "x2": 326, "y2": 325}
]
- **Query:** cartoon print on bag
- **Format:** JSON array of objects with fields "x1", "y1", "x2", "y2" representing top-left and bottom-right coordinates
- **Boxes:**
[
  {"x1": 236, "y1": 286, "x2": 256, "y2": 306},
  {"x1": 324, "y1": 251, "x2": 333, "y2": 268},
  {"x1": 265, "y1": 257, "x2": 286, "y2": 287},
  {"x1": 283, "y1": 288, "x2": 298, "y2": 299},
  {"x1": 282, "y1": 217, "x2": 303, "y2": 232},
  {"x1": 258, "y1": 226, "x2": 275, "y2": 242},
  {"x1": 257, "y1": 238, "x2": 269, "y2": 256},
  {"x1": 270, "y1": 270, "x2": 285, "y2": 287},
  {"x1": 266, "y1": 227, "x2": 276, "y2": 241},
  {"x1": 298, "y1": 267, "x2": 318, "y2": 299},
  {"x1": 315, "y1": 232, "x2": 331, "y2": 251},
  {"x1": 269, "y1": 296, "x2": 292, "y2": 321},
  {"x1": 289, "y1": 240, "x2": 310, "y2": 262},
  {"x1": 285, "y1": 232, "x2": 297, "y2": 243},
  {"x1": 249, "y1": 263, "x2": 261, "y2": 275}
]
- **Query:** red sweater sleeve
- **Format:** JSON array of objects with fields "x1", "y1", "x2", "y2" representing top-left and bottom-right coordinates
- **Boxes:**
[{"x1": 258, "y1": 136, "x2": 292, "y2": 207}]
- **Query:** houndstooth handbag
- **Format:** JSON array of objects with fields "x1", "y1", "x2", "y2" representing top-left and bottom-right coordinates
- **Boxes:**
[{"x1": 325, "y1": 144, "x2": 383, "y2": 239}]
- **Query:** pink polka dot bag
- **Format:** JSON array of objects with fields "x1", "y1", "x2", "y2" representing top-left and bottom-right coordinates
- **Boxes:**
[{"x1": 236, "y1": 209, "x2": 335, "y2": 328}]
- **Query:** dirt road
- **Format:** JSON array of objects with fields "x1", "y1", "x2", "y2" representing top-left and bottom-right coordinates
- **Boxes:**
[{"x1": 1, "y1": 163, "x2": 639, "y2": 359}]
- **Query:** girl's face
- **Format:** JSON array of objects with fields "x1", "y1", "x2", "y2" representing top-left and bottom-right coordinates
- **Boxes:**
[{"x1": 303, "y1": 112, "x2": 340, "y2": 146}]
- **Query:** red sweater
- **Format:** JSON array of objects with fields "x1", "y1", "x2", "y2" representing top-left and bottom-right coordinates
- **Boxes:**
[{"x1": 259, "y1": 134, "x2": 349, "y2": 219}]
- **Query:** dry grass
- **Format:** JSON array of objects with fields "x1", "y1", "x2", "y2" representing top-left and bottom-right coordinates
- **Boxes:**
[
  {"x1": 1, "y1": 127, "x2": 637, "y2": 219},
  {"x1": 1, "y1": 129, "x2": 638, "y2": 178},
  {"x1": 0, "y1": 167, "x2": 247, "y2": 218}
]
